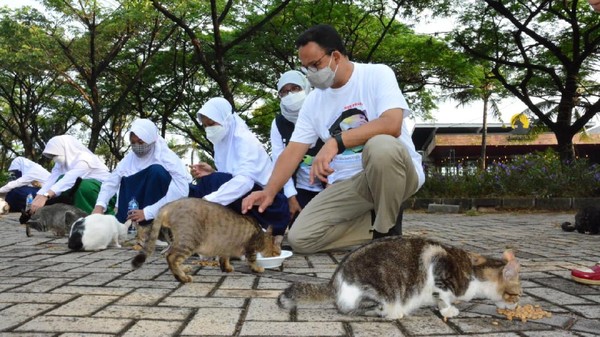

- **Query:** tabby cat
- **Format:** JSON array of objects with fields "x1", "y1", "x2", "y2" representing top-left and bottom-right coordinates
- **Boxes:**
[
  {"x1": 278, "y1": 237, "x2": 521, "y2": 320},
  {"x1": 132, "y1": 197, "x2": 280, "y2": 283}
]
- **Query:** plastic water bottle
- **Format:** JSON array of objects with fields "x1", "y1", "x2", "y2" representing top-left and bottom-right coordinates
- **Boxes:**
[
  {"x1": 127, "y1": 197, "x2": 139, "y2": 235},
  {"x1": 25, "y1": 193, "x2": 33, "y2": 212}
]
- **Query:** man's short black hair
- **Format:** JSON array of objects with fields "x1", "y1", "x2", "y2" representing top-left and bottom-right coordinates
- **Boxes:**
[{"x1": 295, "y1": 24, "x2": 347, "y2": 56}]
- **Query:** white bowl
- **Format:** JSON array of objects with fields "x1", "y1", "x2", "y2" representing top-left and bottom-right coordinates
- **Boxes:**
[{"x1": 256, "y1": 250, "x2": 293, "y2": 269}]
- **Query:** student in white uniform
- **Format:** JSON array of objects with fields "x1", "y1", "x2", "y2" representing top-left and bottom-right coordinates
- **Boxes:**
[
  {"x1": 31, "y1": 135, "x2": 113, "y2": 214},
  {"x1": 271, "y1": 70, "x2": 324, "y2": 220},
  {"x1": 189, "y1": 97, "x2": 290, "y2": 246},
  {"x1": 0, "y1": 157, "x2": 50, "y2": 212},
  {"x1": 242, "y1": 24, "x2": 425, "y2": 254},
  {"x1": 93, "y1": 119, "x2": 191, "y2": 226}
]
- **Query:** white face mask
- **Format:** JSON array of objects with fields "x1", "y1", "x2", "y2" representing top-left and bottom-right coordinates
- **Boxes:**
[
  {"x1": 205, "y1": 125, "x2": 227, "y2": 144},
  {"x1": 53, "y1": 155, "x2": 66, "y2": 165},
  {"x1": 306, "y1": 56, "x2": 337, "y2": 90},
  {"x1": 280, "y1": 90, "x2": 306, "y2": 123}
]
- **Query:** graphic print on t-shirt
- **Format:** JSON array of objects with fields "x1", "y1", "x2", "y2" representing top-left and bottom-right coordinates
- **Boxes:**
[
  {"x1": 327, "y1": 108, "x2": 369, "y2": 184},
  {"x1": 328, "y1": 108, "x2": 369, "y2": 154}
]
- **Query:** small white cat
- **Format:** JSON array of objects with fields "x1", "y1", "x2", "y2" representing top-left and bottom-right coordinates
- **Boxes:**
[
  {"x1": 68, "y1": 214, "x2": 130, "y2": 251},
  {"x1": 0, "y1": 198, "x2": 9, "y2": 215}
]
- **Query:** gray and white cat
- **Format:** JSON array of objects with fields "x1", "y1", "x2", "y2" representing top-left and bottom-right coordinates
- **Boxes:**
[
  {"x1": 68, "y1": 214, "x2": 129, "y2": 251},
  {"x1": 278, "y1": 237, "x2": 521, "y2": 320},
  {"x1": 24, "y1": 203, "x2": 88, "y2": 237}
]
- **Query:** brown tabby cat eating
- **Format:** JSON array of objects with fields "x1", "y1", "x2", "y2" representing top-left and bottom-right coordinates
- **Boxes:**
[
  {"x1": 278, "y1": 237, "x2": 521, "y2": 320},
  {"x1": 132, "y1": 197, "x2": 280, "y2": 283}
]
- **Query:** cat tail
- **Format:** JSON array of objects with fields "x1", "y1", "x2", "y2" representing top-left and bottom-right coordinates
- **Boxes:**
[
  {"x1": 131, "y1": 213, "x2": 164, "y2": 269},
  {"x1": 277, "y1": 282, "x2": 333, "y2": 309},
  {"x1": 561, "y1": 221, "x2": 576, "y2": 232}
]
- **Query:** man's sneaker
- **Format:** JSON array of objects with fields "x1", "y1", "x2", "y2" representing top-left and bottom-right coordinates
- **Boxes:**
[
  {"x1": 372, "y1": 208, "x2": 403, "y2": 240},
  {"x1": 571, "y1": 263, "x2": 600, "y2": 285}
]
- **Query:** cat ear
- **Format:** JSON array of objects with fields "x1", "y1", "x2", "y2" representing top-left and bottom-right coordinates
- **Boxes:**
[
  {"x1": 502, "y1": 260, "x2": 520, "y2": 280},
  {"x1": 468, "y1": 252, "x2": 486, "y2": 266},
  {"x1": 265, "y1": 225, "x2": 273, "y2": 235},
  {"x1": 64, "y1": 211, "x2": 80, "y2": 227},
  {"x1": 502, "y1": 250, "x2": 516, "y2": 262}
]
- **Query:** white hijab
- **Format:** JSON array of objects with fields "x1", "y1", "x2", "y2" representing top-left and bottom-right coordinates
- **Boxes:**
[
  {"x1": 43, "y1": 135, "x2": 109, "y2": 171},
  {"x1": 115, "y1": 119, "x2": 191, "y2": 179},
  {"x1": 277, "y1": 70, "x2": 312, "y2": 123},
  {"x1": 197, "y1": 97, "x2": 272, "y2": 184},
  {"x1": 8, "y1": 157, "x2": 50, "y2": 182}
]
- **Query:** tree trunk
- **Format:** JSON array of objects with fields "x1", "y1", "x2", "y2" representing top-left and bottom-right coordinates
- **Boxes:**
[
  {"x1": 554, "y1": 131, "x2": 576, "y2": 163},
  {"x1": 480, "y1": 96, "x2": 488, "y2": 170}
]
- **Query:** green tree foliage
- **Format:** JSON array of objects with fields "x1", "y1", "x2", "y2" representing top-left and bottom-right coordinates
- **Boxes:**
[
  {"x1": 453, "y1": 0, "x2": 600, "y2": 161},
  {"x1": 0, "y1": 0, "x2": 488, "y2": 170},
  {"x1": 0, "y1": 7, "x2": 73, "y2": 162}
]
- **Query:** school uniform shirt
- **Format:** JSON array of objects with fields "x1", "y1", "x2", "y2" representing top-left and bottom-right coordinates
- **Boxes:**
[
  {"x1": 39, "y1": 135, "x2": 111, "y2": 196},
  {"x1": 95, "y1": 119, "x2": 192, "y2": 220},
  {"x1": 290, "y1": 62, "x2": 425, "y2": 187},
  {"x1": 270, "y1": 119, "x2": 323, "y2": 198},
  {"x1": 199, "y1": 99, "x2": 273, "y2": 206},
  {"x1": 0, "y1": 157, "x2": 51, "y2": 194}
]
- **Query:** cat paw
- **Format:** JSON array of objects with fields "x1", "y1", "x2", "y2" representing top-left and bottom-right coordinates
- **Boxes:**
[
  {"x1": 175, "y1": 274, "x2": 193, "y2": 283},
  {"x1": 440, "y1": 306, "x2": 460, "y2": 319}
]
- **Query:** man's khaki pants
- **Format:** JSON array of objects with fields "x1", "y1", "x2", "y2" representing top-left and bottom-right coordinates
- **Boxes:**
[{"x1": 287, "y1": 135, "x2": 419, "y2": 254}]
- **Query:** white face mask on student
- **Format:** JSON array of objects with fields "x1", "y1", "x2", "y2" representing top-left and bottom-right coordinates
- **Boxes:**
[
  {"x1": 205, "y1": 125, "x2": 227, "y2": 144},
  {"x1": 306, "y1": 56, "x2": 338, "y2": 90},
  {"x1": 53, "y1": 155, "x2": 66, "y2": 165},
  {"x1": 280, "y1": 90, "x2": 307, "y2": 123}
]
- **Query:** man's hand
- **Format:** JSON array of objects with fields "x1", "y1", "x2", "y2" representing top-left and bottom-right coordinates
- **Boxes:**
[
  {"x1": 91, "y1": 205, "x2": 105, "y2": 214},
  {"x1": 309, "y1": 138, "x2": 338, "y2": 184},
  {"x1": 190, "y1": 162, "x2": 215, "y2": 179},
  {"x1": 242, "y1": 190, "x2": 275, "y2": 214},
  {"x1": 287, "y1": 195, "x2": 302, "y2": 217},
  {"x1": 590, "y1": 0, "x2": 600, "y2": 12}
]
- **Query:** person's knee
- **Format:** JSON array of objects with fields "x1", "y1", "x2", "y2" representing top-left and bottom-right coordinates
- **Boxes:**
[
  {"x1": 363, "y1": 134, "x2": 406, "y2": 166},
  {"x1": 146, "y1": 164, "x2": 170, "y2": 180},
  {"x1": 287, "y1": 228, "x2": 317, "y2": 254}
]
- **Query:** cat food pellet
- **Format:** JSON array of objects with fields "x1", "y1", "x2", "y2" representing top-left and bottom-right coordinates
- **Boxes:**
[{"x1": 497, "y1": 304, "x2": 552, "y2": 322}]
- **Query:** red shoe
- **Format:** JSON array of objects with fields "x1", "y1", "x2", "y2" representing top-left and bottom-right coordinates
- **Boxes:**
[{"x1": 571, "y1": 264, "x2": 600, "y2": 285}]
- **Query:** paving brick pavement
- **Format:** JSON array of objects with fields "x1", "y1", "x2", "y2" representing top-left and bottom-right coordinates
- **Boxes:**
[{"x1": 0, "y1": 210, "x2": 599, "y2": 337}]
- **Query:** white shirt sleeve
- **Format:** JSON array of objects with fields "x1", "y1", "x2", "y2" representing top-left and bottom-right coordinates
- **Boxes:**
[
  {"x1": 38, "y1": 162, "x2": 89, "y2": 196},
  {"x1": 270, "y1": 120, "x2": 297, "y2": 198},
  {"x1": 142, "y1": 164, "x2": 190, "y2": 220},
  {"x1": 45, "y1": 164, "x2": 91, "y2": 196},
  {"x1": 0, "y1": 177, "x2": 30, "y2": 194},
  {"x1": 95, "y1": 170, "x2": 121, "y2": 209},
  {"x1": 203, "y1": 174, "x2": 254, "y2": 206}
]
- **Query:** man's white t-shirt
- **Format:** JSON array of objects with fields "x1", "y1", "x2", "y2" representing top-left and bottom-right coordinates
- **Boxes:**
[{"x1": 290, "y1": 62, "x2": 425, "y2": 187}]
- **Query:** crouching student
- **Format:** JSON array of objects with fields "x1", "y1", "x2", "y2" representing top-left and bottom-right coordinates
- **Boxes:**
[
  {"x1": 0, "y1": 157, "x2": 51, "y2": 212},
  {"x1": 189, "y1": 97, "x2": 290, "y2": 250},
  {"x1": 92, "y1": 119, "x2": 191, "y2": 232},
  {"x1": 32, "y1": 135, "x2": 113, "y2": 214}
]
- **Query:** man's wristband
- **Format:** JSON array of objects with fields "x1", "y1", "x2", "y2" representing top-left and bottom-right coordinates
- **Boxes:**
[{"x1": 334, "y1": 133, "x2": 345, "y2": 154}]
